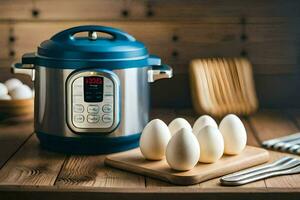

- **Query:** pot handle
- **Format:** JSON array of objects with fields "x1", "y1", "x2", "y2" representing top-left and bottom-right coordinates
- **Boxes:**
[
  {"x1": 11, "y1": 62, "x2": 35, "y2": 81},
  {"x1": 51, "y1": 25, "x2": 136, "y2": 42},
  {"x1": 148, "y1": 64, "x2": 173, "y2": 83}
]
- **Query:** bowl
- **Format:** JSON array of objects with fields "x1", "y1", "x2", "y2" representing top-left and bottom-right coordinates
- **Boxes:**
[{"x1": 0, "y1": 98, "x2": 34, "y2": 120}]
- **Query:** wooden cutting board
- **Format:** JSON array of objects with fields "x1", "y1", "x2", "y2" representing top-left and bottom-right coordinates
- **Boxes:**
[{"x1": 105, "y1": 146, "x2": 269, "y2": 185}]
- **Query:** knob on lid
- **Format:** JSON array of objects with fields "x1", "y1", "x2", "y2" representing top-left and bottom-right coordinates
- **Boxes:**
[{"x1": 88, "y1": 31, "x2": 98, "y2": 40}]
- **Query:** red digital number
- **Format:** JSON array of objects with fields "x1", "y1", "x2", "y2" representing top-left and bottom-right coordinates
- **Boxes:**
[{"x1": 85, "y1": 77, "x2": 102, "y2": 85}]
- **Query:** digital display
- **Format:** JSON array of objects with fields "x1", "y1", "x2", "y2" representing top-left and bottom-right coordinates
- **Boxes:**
[{"x1": 84, "y1": 76, "x2": 103, "y2": 102}]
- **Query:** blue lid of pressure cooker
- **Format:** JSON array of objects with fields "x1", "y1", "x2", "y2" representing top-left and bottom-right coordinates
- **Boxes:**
[{"x1": 22, "y1": 25, "x2": 159, "y2": 69}]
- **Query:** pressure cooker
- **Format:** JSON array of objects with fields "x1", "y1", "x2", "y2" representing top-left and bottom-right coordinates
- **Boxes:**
[{"x1": 13, "y1": 25, "x2": 172, "y2": 154}]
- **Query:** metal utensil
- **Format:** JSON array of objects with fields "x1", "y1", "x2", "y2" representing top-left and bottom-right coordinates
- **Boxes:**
[
  {"x1": 221, "y1": 157, "x2": 296, "y2": 182},
  {"x1": 221, "y1": 164, "x2": 300, "y2": 186},
  {"x1": 221, "y1": 157, "x2": 292, "y2": 180},
  {"x1": 280, "y1": 138, "x2": 300, "y2": 151},
  {"x1": 262, "y1": 132, "x2": 300, "y2": 148},
  {"x1": 220, "y1": 157, "x2": 300, "y2": 186},
  {"x1": 262, "y1": 132, "x2": 300, "y2": 155}
]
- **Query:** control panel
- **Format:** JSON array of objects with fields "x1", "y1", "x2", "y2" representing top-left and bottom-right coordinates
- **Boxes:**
[{"x1": 66, "y1": 70, "x2": 120, "y2": 133}]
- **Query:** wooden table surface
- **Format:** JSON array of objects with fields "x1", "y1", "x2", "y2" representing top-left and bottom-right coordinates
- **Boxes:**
[{"x1": 0, "y1": 109, "x2": 300, "y2": 200}]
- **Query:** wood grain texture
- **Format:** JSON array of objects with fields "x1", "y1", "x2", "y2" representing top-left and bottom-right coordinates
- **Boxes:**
[
  {"x1": 0, "y1": 109, "x2": 300, "y2": 198},
  {"x1": 10, "y1": 22, "x2": 242, "y2": 60},
  {"x1": 1, "y1": 21, "x2": 298, "y2": 108},
  {"x1": 146, "y1": 0, "x2": 300, "y2": 19},
  {"x1": 105, "y1": 146, "x2": 269, "y2": 185},
  {"x1": 0, "y1": 0, "x2": 144, "y2": 21},
  {"x1": 0, "y1": 0, "x2": 300, "y2": 108},
  {"x1": 145, "y1": 112, "x2": 283, "y2": 188},
  {"x1": 0, "y1": 59, "x2": 13, "y2": 68},
  {"x1": 0, "y1": 98, "x2": 34, "y2": 117},
  {"x1": 174, "y1": 109, "x2": 198, "y2": 125},
  {"x1": 35, "y1": 0, "x2": 144, "y2": 21},
  {"x1": 263, "y1": 151, "x2": 300, "y2": 188},
  {"x1": 249, "y1": 110, "x2": 299, "y2": 142},
  {"x1": 254, "y1": 74, "x2": 300, "y2": 108},
  {"x1": 150, "y1": 73, "x2": 300, "y2": 108},
  {"x1": 246, "y1": 24, "x2": 300, "y2": 43},
  {"x1": 0, "y1": 0, "x2": 33, "y2": 20},
  {"x1": 0, "y1": 123, "x2": 33, "y2": 169},
  {"x1": 146, "y1": 110, "x2": 264, "y2": 188},
  {"x1": 243, "y1": 119, "x2": 260, "y2": 147},
  {"x1": 55, "y1": 109, "x2": 171, "y2": 188},
  {"x1": 249, "y1": 110, "x2": 300, "y2": 188},
  {"x1": 0, "y1": 23, "x2": 9, "y2": 59},
  {"x1": 0, "y1": 186, "x2": 300, "y2": 200},
  {"x1": 253, "y1": 64, "x2": 300, "y2": 75},
  {"x1": 55, "y1": 155, "x2": 145, "y2": 187},
  {"x1": 1, "y1": 0, "x2": 300, "y2": 21},
  {"x1": 8, "y1": 22, "x2": 300, "y2": 67},
  {"x1": 1, "y1": 61, "x2": 299, "y2": 109},
  {"x1": 0, "y1": 134, "x2": 66, "y2": 185},
  {"x1": 149, "y1": 108, "x2": 177, "y2": 124},
  {"x1": 288, "y1": 109, "x2": 300, "y2": 128}
]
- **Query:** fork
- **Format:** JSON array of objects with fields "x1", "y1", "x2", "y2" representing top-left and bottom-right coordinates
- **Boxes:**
[
  {"x1": 221, "y1": 157, "x2": 293, "y2": 181},
  {"x1": 220, "y1": 164, "x2": 300, "y2": 186},
  {"x1": 220, "y1": 157, "x2": 300, "y2": 186},
  {"x1": 262, "y1": 132, "x2": 300, "y2": 148}
]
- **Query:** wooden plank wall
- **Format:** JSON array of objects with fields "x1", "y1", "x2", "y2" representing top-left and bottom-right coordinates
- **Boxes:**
[{"x1": 0, "y1": 0, "x2": 299, "y2": 108}]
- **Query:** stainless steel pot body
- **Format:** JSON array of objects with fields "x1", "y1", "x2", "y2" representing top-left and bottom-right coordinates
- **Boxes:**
[
  {"x1": 12, "y1": 25, "x2": 173, "y2": 153},
  {"x1": 34, "y1": 66, "x2": 150, "y2": 138}
]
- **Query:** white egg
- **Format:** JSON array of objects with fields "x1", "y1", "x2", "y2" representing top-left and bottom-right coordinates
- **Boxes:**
[
  {"x1": 193, "y1": 115, "x2": 218, "y2": 134},
  {"x1": 10, "y1": 84, "x2": 33, "y2": 100},
  {"x1": 4, "y1": 78, "x2": 23, "y2": 92},
  {"x1": 166, "y1": 128, "x2": 200, "y2": 171},
  {"x1": 0, "y1": 94, "x2": 11, "y2": 100},
  {"x1": 140, "y1": 119, "x2": 171, "y2": 160},
  {"x1": 0, "y1": 83, "x2": 8, "y2": 96},
  {"x1": 219, "y1": 114, "x2": 247, "y2": 155},
  {"x1": 168, "y1": 118, "x2": 192, "y2": 135},
  {"x1": 196, "y1": 125, "x2": 224, "y2": 163}
]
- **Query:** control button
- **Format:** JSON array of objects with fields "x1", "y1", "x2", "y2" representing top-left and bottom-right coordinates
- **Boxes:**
[
  {"x1": 73, "y1": 104, "x2": 84, "y2": 113},
  {"x1": 88, "y1": 105, "x2": 99, "y2": 113},
  {"x1": 102, "y1": 114, "x2": 113, "y2": 123},
  {"x1": 87, "y1": 114, "x2": 100, "y2": 123},
  {"x1": 104, "y1": 80, "x2": 114, "y2": 94},
  {"x1": 74, "y1": 114, "x2": 84, "y2": 123},
  {"x1": 105, "y1": 83, "x2": 113, "y2": 88},
  {"x1": 104, "y1": 81, "x2": 114, "y2": 90},
  {"x1": 102, "y1": 104, "x2": 112, "y2": 113}
]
